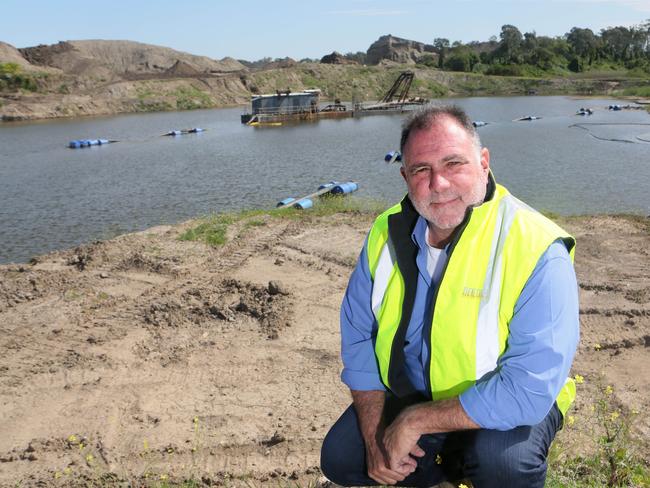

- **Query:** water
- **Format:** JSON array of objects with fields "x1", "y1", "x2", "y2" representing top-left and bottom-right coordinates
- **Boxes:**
[{"x1": 1, "y1": 96, "x2": 649, "y2": 264}]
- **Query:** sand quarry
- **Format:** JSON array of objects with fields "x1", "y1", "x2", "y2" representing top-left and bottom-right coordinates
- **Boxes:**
[{"x1": 0, "y1": 211, "x2": 648, "y2": 486}]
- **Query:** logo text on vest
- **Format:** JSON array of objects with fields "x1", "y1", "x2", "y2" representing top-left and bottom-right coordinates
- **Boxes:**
[{"x1": 463, "y1": 287, "x2": 486, "y2": 298}]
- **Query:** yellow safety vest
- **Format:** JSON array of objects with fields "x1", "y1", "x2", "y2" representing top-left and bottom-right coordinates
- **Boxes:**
[{"x1": 366, "y1": 175, "x2": 576, "y2": 417}]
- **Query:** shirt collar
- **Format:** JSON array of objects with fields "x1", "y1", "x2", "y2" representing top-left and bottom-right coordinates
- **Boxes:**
[{"x1": 411, "y1": 216, "x2": 451, "y2": 254}]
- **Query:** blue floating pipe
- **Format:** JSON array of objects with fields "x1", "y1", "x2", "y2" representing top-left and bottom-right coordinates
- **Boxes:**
[
  {"x1": 69, "y1": 138, "x2": 114, "y2": 148},
  {"x1": 331, "y1": 182, "x2": 359, "y2": 195},
  {"x1": 277, "y1": 197, "x2": 296, "y2": 207},
  {"x1": 318, "y1": 181, "x2": 339, "y2": 191},
  {"x1": 293, "y1": 198, "x2": 313, "y2": 209},
  {"x1": 472, "y1": 121, "x2": 488, "y2": 127},
  {"x1": 188, "y1": 127, "x2": 204, "y2": 133},
  {"x1": 384, "y1": 151, "x2": 402, "y2": 162}
]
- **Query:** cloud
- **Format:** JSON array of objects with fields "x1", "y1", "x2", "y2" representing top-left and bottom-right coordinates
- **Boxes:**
[{"x1": 326, "y1": 9, "x2": 409, "y2": 16}]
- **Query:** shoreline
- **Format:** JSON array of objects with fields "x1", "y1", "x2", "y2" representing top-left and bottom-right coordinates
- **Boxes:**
[
  {"x1": 1, "y1": 207, "x2": 648, "y2": 485},
  {"x1": 2, "y1": 93, "x2": 648, "y2": 124},
  {"x1": 3, "y1": 209, "x2": 649, "y2": 268},
  {"x1": 3, "y1": 62, "x2": 650, "y2": 123}
]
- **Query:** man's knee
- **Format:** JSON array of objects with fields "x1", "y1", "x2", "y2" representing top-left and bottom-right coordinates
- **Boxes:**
[
  {"x1": 320, "y1": 425, "x2": 347, "y2": 485},
  {"x1": 320, "y1": 406, "x2": 368, "y2": 486},
  {"x1": 463, "y1": 427, "x2": 549, "y2": 487}
]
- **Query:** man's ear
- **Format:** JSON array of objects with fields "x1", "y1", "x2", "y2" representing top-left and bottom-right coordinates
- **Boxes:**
[
  {"x1": 400, "y1": 165, "x2": 406, "y2": 181},
  {"x1": 480, "y1": 147, "x2": 490, "y2": 172}
]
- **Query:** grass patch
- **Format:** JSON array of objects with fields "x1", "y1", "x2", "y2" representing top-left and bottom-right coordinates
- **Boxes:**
[
  {"x1": 547, "y1": 375, "x2": 650, "y2": 487},
  {"x1": 179, "y1": 214, "x2": 234, "y2": 246},
  {"x1": 173, "y1": 86, "x2": 213, "y2": 110},
  {"x1": 179, "y1": 197, "x2": 389, "y2": 248},
  {"x1": 621, "y1": 86, "x2": 650, "y2": 97}
]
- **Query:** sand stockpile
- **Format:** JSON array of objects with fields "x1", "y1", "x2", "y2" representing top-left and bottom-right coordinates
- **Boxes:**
[{"x1": 0, "y1": 211, "x2": 648, "y2": 486}]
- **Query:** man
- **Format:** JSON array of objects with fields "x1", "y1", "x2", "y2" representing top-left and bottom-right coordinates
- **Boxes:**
[{"x1": 320, "y1": 105, "x2": 579, "y2": 488}]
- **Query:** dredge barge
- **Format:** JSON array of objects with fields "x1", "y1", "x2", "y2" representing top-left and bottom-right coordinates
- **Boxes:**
[
  {"x1": 240, "y1": 71, "x2": 428, "y2": 125},
  {"x1": 240, "y1": 89, "x2": 351, "y2": 125}
]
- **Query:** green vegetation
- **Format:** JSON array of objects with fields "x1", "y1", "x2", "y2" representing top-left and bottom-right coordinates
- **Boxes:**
[
  {"x1": 173, "y1": 86, "x2": 213, "y2": 110},
  {"x1": 179, "y1": 197, "x2": 388, "y2": 248},
  {"x1": 547, "y1": 375, "x2": 650, "y2": 487},
  {"x1": 622, "y1": 85, "x2": 650, "y2": 97},
  {"x1": 429, "y1": 21, "x2": 650, "y2": 78},
  {"x1": 179, "y1": 214, "x2": 235, "y2": 246},
  {"x1": 0, "y1": 62, "x2": 39, "y2": 92}
]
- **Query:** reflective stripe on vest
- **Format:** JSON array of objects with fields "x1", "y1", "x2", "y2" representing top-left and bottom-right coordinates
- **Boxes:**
[{"x1": 367, "y1": 182, "x2": 577, "y2": 417}]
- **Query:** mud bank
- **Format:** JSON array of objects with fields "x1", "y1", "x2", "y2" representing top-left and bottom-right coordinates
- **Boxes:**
[{"x1": 0, "y1": 211, "x2": 648, "y2": 486}]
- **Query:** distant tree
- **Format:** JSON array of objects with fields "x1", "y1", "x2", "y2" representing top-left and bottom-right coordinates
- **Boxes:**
[
  {"x1": 566, "y1": 27, "x2": 598, "y2": 64},
  {"x1": 444, "y1": 48, "x2": 479, "y2": 72},
  {"x1": 433, "y1": 37, "x2": 450, "y2": 68},
  {"x1": 497, "y1": 24, "x2": 524, "y2": 63},
  {"x1": 600, "y1": 26, "x2": 633, "y2": 61}
]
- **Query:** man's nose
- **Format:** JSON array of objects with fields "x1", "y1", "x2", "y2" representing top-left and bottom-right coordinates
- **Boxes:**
[{"x1": 430, "y1": 172, "x2": 450, "y2": 192}]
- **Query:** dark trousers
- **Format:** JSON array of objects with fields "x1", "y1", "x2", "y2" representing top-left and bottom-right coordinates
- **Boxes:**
[{"x1": 320, "y1": 399, "x2": 563, "y2": 488}]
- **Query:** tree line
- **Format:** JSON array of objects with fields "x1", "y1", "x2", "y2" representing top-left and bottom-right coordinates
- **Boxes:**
[{"x1": 424, "y1": 21, "x2": 650, "y2": 76}]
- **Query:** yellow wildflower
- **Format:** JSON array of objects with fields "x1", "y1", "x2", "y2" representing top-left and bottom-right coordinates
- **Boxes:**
[
  {"x1": 610, "y1": 411, "x2": 620, "y2": 421},
  {"x1": 67, "y1": 434, "x2": 77, "y2": 443},
  {"x1": 85, "y1": 454, "x2": 94, "y2": 463},
  {"x1": 574, "y1": 374, "x2": 584, "y2": 384},
  {"x1": 79, "y1": 443, "x2": 84, "y2": 450},
  {"x1": 605, "y1": 385, "x2": 613, "y2": 396},
  {"x1": 594, "y1": 343, "x2": 601, "y2": 351},
  {"x1": 193, "y1": 416, "x2": 199, "y2": 424},
  {"x1": 160, "y1": 474, "x2": 168, "y2": 480},
  {"x1": 54, "y1": 472, "x2": 62, "y2": 479},
  {"x1": 143, "y1": 439, "x2": 149, "y2": 451},
  {"x1": 589, "y1": 404, "x2": 595, "y2": 413},
  {"x1": 435, "y1": 454, "x2": 442, "y2": 465},
  {"x1": 167, "y1": 448, "x2": 174, "y2": 454},
  {"x1": 459, "y1": 484, "x2": 469, "y2": 488},
  {"x1": 566, "y1": 415, "x2": 575, "y2": 426},
  {"x1": 63, "y1": 467, "x2": 72, "y2": 475},
  {"x1": 632, "y1": 409, "x2": 639, "y2": 415}
]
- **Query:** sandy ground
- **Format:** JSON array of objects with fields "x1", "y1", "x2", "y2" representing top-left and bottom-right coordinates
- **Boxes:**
[{"x1": 0, "y1": 211, "x2": 648, "y2": 487}]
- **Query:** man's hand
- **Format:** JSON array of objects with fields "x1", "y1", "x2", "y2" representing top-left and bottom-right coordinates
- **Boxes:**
[
  {"x1": 382, "y1": 407, "x2": 425, "y2": 472},
  {"x1": 365, "y1": 426, "x2": 417, "y2": 485},
  {"x1": 351, "y1": 390, "x2": 416, "y2": 485}
]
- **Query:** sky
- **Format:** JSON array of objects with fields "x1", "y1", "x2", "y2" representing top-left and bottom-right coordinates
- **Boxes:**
[{"x1": 2, "y1": 0, "x2": 649, "y2": 61}]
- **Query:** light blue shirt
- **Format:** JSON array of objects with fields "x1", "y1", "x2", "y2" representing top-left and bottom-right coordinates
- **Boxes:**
[{"x1": 340, "y1": 215, "x2": 580, "y2": 430}]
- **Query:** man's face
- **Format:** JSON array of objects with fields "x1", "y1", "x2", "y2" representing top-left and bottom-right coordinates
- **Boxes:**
[{"x1": 401, "y1": 116, "x2": 490, "y2": 232}]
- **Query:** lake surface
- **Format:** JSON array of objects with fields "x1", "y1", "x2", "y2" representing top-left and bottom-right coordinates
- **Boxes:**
[{"x1": 1, "y1": 96, "x2": 649, "y2": 264}]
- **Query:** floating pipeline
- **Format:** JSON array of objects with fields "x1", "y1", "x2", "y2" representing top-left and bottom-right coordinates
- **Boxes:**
[
  {"x1": 330, "y1": 182, "x2": 359, "y2": 195},
  {"x1": 384, "y1": 151, "x2": 402, "y2": 163},
  {"x1": 472, "y1": 121, "x2": 489, "y2": 127},
  {"x1": 276, "y1": 197, "x2": 296, "y2": 207},
  {"x1": 162, "y1": 128, "x2": 206, "y2": 136},
  {"x1": 68, "y1": 139, "x2": 114, "y2": 149},
  {"x1": 317, "y1": 181, "x2": 339, "y2": 190},
  {"x1": 277, "y1": 181, "x2": 359, "y2": 209},
  {"x1": 293, "y1": 199, "x2": 313, "y2": 209}
]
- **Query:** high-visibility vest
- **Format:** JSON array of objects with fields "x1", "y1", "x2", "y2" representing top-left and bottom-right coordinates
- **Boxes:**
[{"x1": 366, "y1": 176, "x2": 576, "y2": 417}]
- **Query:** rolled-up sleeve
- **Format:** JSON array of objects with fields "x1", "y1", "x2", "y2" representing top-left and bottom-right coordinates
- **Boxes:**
[
  {"x1": 340, "y1": 240, "x2": 386, "y2": 391},
  {"x1": 459, "y1": 240, "x2": 580, "y2": 430}
]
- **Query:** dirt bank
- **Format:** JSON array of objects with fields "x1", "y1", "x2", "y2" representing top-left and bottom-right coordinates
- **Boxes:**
[{"x1": 0, "y1": 211, "x2": 648, "y2": 486}]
